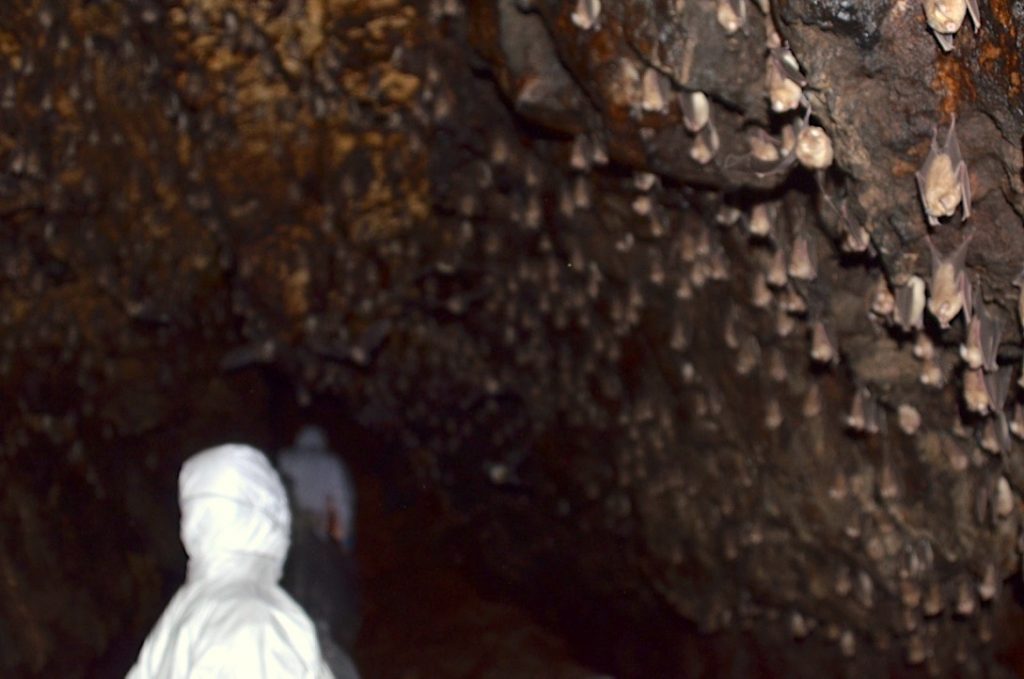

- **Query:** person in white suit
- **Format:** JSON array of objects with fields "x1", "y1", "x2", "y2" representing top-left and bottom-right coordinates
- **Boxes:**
[
  {"x1": 277, "y1": 425, "x2": 362, "y2": 656},
  {"x1": 278, "y1": 425, "x2": 357, "y2": 552},
  {"x1": 126, "y1": 443, "x2": 337, "y2": 679}
]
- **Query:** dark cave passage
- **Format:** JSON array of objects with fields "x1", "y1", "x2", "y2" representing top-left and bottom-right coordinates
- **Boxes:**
[{"x1": 75, "y1": 368, "x2": 617, "y2": 679}]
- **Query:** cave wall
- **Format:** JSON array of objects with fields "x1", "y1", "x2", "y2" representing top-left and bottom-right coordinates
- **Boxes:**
[{"x1": 4, "y1": 0, "x2": 1024, "y2": 676}]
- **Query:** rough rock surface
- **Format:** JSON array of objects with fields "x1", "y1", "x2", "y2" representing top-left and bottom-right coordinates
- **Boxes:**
[{"x1": 5, "y1": 0, "x2": 1024, "y2": 676}]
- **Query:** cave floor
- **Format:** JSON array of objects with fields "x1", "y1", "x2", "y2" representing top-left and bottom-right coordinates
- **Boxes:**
[{"x1": 352, "y1": 465, "x2": 604, "y2": 679}]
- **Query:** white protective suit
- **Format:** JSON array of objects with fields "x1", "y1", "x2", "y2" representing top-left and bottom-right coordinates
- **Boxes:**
[
  {"x1": 126, "y1": 443, "x2": 335, "y2": 679},
  {"x1": 277, "y1": 426, "x2": 362, "y2": 662},
  {"x1": 278, "y1": 425, "x2": 356, "y2": 551}
]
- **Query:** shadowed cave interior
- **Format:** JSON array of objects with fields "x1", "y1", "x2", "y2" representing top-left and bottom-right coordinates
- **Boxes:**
[
  {"x1": 10, "y1": 0, "x2": 1024, "y2": 677},
  {"x1": 84, "y1": 368, "x2": 639, "y2": 679}
]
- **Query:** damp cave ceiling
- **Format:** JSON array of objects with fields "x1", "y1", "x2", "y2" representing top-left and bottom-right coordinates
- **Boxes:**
[{"x1": 5, "y1": 0, "x2": 1024, "y2": 677}]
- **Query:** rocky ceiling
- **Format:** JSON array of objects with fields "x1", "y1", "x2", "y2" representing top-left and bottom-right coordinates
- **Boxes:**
[{"x1": 5, "y1": 0, "x2": 1024, "y2": 676}]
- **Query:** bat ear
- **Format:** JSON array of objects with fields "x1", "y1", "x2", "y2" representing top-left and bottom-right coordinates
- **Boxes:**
[
  {"x1": 924, "y1": 234, "x2": 939, "y2": 262},
  {"x1": 962, "y1": 275, "x2": 973, "y2": 326},
  {"x1": 967, "y1": 0, "x2": 981, "y2": 30},
  {"x1": 953, "y1": 228, "x2": 975, "y2": 267},
  {"x1": 960, "y1": 162, "x2": 971, "y2": 220},
  {"x1": 997, "y1": 414, "x2": 1012, "y2": 453}
]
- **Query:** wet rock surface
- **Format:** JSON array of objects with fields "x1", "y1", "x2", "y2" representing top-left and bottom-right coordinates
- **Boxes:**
[{"x1": 5, "y1": 0, "x2": 1024, "y2": 676}]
